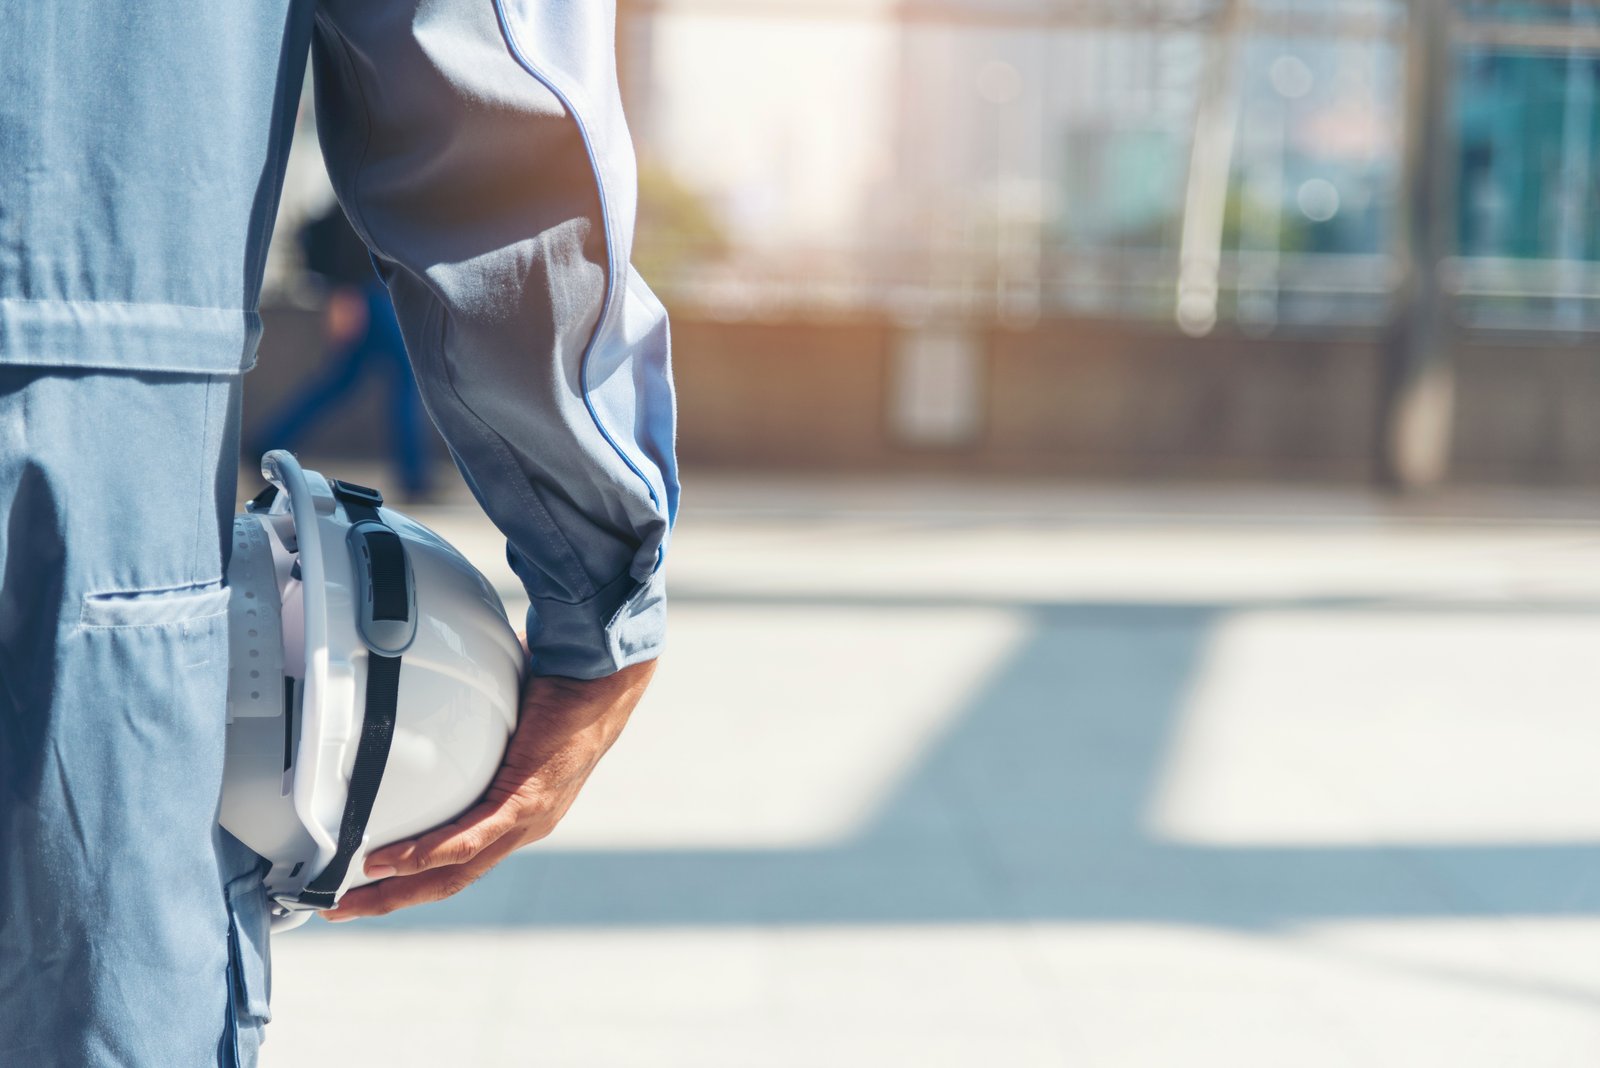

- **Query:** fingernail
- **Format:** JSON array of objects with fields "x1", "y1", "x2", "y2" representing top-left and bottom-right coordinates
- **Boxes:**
[
  {"x1": 324, "y1": 912, "x2": 357, "y2": 923},
  {"x1": 365, "y1": 865, "x2": 397, "y2": 880}
]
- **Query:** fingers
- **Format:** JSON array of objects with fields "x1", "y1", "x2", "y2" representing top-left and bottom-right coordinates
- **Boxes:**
[
  {"x1": 363, "y1": 798, "x2": 521, "y2": 878},
  {"x1": 325, "y1": 868, "x2": 466, "y2": 921},
  {"x1": 328, "y1": 837, "x2": 520, "y2": 921},
  {"x1": 324, "y1": 661, "x2": 657, "y2": 922}
]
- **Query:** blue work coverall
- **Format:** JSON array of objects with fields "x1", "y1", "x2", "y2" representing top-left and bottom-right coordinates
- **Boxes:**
[{"x1": 0, "y1": 2, "x2": 678, "y2": 1065}]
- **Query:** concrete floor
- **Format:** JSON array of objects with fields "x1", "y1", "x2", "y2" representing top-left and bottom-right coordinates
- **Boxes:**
[{"x1": 259, "y1": 471, "x2": 1600, "y2": 1066}]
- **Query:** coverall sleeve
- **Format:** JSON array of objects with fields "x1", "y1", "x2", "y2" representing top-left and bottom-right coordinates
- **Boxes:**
[{"x1": 309, "y1": 0, "x2": 679, "y2": 679}]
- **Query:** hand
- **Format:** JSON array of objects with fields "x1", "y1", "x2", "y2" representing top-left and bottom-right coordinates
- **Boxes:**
[
  {"x1": 323, "y1": 286, "x2": 369, "y2": 348},
  {"x1": 325, "y1": 657, "x2": 657, "y2": 920}
]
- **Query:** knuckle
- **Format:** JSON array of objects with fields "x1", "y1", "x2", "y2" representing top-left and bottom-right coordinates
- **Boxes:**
[
  {"x1": 423, "y1": 836, "x2": 476, "y2": 868},
  {"x1": 441, "y1": 872, "x2": 479, "y2": 899},
  {"x1": 509, "y1": 803, "x2": 546, "y2": 835},
  {"x1": 466, "y1": 827, "x2": 499, "y2": 854}
]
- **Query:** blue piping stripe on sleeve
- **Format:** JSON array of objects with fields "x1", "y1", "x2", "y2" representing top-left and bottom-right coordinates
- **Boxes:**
[{"x1": 491, "y1": 0, "x2": 665, "y2": 575}]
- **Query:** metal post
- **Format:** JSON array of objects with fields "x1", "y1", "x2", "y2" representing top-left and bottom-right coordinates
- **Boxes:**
[
  {"x1": 1175, "y1": 0, "x2": 1245, "y2": 338},
  {"x1": 1377, "y1": 0, "x2": 1456, "y2": 490}
]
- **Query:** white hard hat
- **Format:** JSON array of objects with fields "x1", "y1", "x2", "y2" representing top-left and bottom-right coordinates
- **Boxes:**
[{"x1": 220, "y1": 451, "x2": 522, "y2": 931}]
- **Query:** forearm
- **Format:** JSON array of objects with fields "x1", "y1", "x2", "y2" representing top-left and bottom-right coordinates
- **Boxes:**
[{"x1": 312, "y1": 0, "x2": 678, "y2": 677}]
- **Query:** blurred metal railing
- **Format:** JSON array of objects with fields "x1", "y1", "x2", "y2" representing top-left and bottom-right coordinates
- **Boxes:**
[
  {"x1": 650, "y1": 244, "x2": 1398, "y2": 330},
  {"x1": 620, "y1": 0, "x2": 1402, "y2": 35}
]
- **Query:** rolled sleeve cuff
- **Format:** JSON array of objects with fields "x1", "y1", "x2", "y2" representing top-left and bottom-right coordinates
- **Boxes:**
[{"x1": 524, "y1": 567, "x2": 667, "y2": 679}]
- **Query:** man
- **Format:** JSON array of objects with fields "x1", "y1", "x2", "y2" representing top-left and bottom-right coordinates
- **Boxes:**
[
  {"x1": 0, "y1": 2, "x2": 678, "y2": 1066},
  {"x1": 252, "y1": 205, "x2": 435, "y2": 498}
]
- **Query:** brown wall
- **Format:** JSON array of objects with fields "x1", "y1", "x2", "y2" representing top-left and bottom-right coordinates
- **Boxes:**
[
  {"x1": 982, "y1": 322, "x2": 1381, "y2": 481},
  {"x1": 669, "y1": 316, "x2": 1384, "y2": 481},
  {"x1": 668, "y1": 318, "x2": 894, "y2": 470},
  {"x1": 1453, "y1": 340, "x2": 1600, "y2": 486}
]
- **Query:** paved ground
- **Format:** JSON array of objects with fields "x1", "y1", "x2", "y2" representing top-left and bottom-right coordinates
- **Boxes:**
[{"x1": 259, "y1": 469, "x2": 1600, "y2": 1066}]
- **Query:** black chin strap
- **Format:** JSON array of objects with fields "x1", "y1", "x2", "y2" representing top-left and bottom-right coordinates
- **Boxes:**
[
  {"x1": 294, "y1": 653, "x2": 400, "y2": 909},
  {"x1": 291, "y1": 479, "x2": 408, "y2": 911}
]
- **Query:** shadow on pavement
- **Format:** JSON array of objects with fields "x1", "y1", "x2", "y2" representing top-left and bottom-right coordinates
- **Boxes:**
[{"x1": 339, "y1": 593, "x2": 1600, "y2": 933}]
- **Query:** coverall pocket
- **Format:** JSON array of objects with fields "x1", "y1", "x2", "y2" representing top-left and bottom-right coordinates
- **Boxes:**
[{"x1": 79, "y1": 581, "x2": 229, "y2": 629}]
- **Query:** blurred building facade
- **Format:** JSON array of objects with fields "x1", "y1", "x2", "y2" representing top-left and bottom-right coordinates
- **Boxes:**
[{"x1": 258, "y1": 1, "x2": 1600, "y2": 487}]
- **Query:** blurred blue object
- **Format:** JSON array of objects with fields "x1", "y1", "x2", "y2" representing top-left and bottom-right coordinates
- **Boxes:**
[{"x1": 253, "y1": 277, "x2": 431, "y2": 497}]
